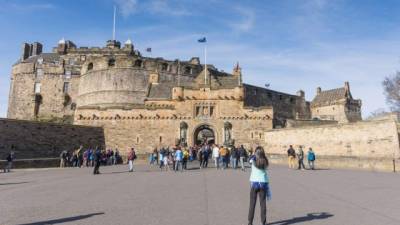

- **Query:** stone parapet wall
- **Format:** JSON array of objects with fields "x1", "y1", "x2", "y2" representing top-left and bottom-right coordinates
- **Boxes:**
[
  {"x1": 264, "y1": 119, "x2": 400, "y2": 162},
  {"x1": 267, "y1": 153, "x2": 400, "y2": 172},
  {"x1": 0, "y1": 118, "x2": 105, "y2": 160}
]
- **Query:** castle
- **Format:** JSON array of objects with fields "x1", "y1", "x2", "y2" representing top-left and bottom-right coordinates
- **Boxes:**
[{"x1": 7, "y1": 39, "x2": 362, "y2": 153}]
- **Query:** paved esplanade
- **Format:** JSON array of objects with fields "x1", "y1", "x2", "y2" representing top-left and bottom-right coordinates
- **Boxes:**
[{"x1": 1, "y1": 164, "x2": 399, "y2": 225}]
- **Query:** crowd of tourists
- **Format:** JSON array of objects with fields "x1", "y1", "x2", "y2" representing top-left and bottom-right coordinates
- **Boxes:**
[
  {"x1": 59, "y1": 146, "x2": 123, "y2": 169},
  {"x1": 148, "y1": 144, "x2": 251, "y2": 172},
  {"x1": 287, "y1": 145, "x2": 316, "y2": 170}
]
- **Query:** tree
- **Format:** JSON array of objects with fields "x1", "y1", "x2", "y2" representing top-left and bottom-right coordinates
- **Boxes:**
[
  {"x1": 366, "y1": 108, "x2": 387, "y2": 120},
  {"x1": 383, "y1": 72, "x2": 400, "y2": 111}
]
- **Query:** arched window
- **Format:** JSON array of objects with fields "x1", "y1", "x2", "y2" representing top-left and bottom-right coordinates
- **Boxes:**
[
  {"x1": 180, "y1": 122, "x2": 188, "y2": 146},
  {"x1": 87, "y1": 63, "x2": 93, "y2": 71},
  {"x1": 108, "y1": 58, "x2": 116, "y2": 67},
  {"x1": 34, "y1": 94, "x2": 42, "y2": 118},
  {"x1": 134, "y1": 59, "x2": 142, "y2": 67}
]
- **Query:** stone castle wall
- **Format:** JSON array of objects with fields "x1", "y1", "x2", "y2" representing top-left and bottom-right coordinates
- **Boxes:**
[
  {"x1": 75, "y1": 97, "x2": 273, "y2": 154},
  {"x1": 263, "y1": 120, "x2": 400, "y2": 171},
  {"x1": 0, "y1": 118, "x2": 105, "y2": 160}
]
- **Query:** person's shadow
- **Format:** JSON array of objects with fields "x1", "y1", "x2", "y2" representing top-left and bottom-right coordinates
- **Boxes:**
[
  {"x1": 17, "y1": 212, "x2": 104, "y2": 225},
  {"x1": 269, "y1": 212, "x2": 334, "y2": 225}
]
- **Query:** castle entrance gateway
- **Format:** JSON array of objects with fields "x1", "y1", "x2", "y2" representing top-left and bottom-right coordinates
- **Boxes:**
[{"x1": 193, "y1": 124, "x2": 215, "y2": 145}]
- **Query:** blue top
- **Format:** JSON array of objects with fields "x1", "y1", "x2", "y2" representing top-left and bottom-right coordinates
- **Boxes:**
[
  {"x1": 175, "y1": 150, "x2": 183, "y2": 161},
  {"x1": 249, "y1": 157, "x2": 269, "y2": 183}
]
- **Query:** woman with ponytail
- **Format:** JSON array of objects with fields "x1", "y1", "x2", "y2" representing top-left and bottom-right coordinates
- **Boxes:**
[{"x1": 248, "y1": 146, "x2": 271, "y2": 225}]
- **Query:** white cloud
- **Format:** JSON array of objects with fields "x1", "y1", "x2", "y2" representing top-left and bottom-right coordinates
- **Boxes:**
[
  {"x1": 114, "y1": 0, "x2": 190, "y2": 17},
  {"x1": 227, "y1": 7, "x2": 255, "y2": 33},
  {"x1": 0, "y1": 1, "x2": 55, "y2": 12},
  {"x1": 115, "y1": 0, "x2": 138, "y2": 17}
]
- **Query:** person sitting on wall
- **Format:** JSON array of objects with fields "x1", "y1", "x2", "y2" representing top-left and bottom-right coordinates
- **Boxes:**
[
  {"x1": 287, "y1": 145, "x2": 296, "y2": 169},
  {"x1": 307, "y1": 148, "x2": 316, "y2": 170}
]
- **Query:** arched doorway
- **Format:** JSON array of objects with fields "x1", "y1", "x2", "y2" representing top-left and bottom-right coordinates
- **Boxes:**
[{"x1": 193, "y1": 124, "x2": 215, "y2": 145}]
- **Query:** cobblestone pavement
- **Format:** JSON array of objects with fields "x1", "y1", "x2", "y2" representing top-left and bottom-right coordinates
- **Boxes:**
[{"x1": 1, "y1": 163, "x2": 400, "y2": 225}]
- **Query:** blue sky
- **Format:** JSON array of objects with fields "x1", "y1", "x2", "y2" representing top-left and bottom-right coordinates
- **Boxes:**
[{"x1": 1, "y1": 0, "x2": 400, "y2": 118}]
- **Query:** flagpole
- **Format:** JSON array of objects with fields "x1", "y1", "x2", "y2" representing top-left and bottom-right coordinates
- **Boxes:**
[
  {"x1": 113, "y1": 5, "x2": 116, "y2": 40},
  {"x1": 204, "y1": 44, "x2": 207, "y2": 85},
  {"x1": 178, "y1": 60, "x2": 181, "y2": 87}
]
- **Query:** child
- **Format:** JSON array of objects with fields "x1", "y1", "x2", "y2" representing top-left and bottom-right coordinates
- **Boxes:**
[{"x1": 248, "y1": 146, "x2": 271, "y2": 225}]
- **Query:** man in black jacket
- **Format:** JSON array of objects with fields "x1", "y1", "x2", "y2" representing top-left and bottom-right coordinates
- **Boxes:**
[
  {"x1": 93, "y1": 148, "x2": 102, "y2": 175},
  {"x1": 238, "y1": 145, "x2": 247, "y2": 171},
  {"x1": 4, "y1": 152, "x2": 15, "y2": 173}
]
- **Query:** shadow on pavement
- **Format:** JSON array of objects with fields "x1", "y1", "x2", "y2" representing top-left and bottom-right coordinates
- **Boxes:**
[
  {"x1": 17, "y1": 212, "x2": 105, "y2": 225},
  {"x1": 0, "y1": 181, "x2": 30, "y2": 186},
  {"x1": 269, "y1": 212, "x2": 334, "y2": 225}
]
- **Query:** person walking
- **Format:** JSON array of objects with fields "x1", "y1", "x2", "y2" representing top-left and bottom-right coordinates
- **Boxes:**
[
  {"x1": 212, "y1": 144, "x2": 220, "y2": 169},
  {"x1": 248, "y1": 146, "x2": 271, "y2": 225},
  {"x1": 128, "y1": 148, "x2": 136, "y2": 172},
  {"x1": 239, "y1": 145, "x2": 247, "y2": 171},
  {"x1": 307, "y1": 148, "x2": 316, "y2": 170},
  {"x1": 198, "y1": 147, "x2": 204, "y2": 169},
  {"x1": 182, "y1": 148, "x2": 189, "y2": 170},
  {"x1": 175, "y1": 147, "x2": 183, "y2": 172},
  {"x1": 287, "y1": 145, "x2": 296, "y2": 169},
  {"x1": 219, "y1": 146, "x2": 228, "y2": 169},
  {"x1": 231, "y1": 146, "x2": 238, "y2": 169},
  {"x1": 297, "y1": 146, "x2": 306, "y2": 170},
  {"x1": 60, "y1": 150, "x2": 67, "y2": 168},
  {"x1": 202, "y1": 145, "x2": 210, "y2": 168},
  {"x1": 4, "y1": 151, "x2": 15, "y2": 173},
  {"x1": 93, "y1": 148, "x2": 102, "y2": 175}
]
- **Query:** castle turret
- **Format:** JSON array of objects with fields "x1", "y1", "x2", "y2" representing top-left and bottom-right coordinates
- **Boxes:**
[
  {"x1": 233, "y1": 62, "x2": 242, "y2": 86},
  {"x1": 123, "y1": 39, "x2": 134, "y2": 53}
]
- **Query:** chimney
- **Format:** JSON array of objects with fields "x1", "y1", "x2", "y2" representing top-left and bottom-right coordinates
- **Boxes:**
[
  {"x1": 316, "y1": 87, "x2": 322, "y2": 95},
  {"x1": 21, "y1": 43, "x2": 31, "y2": 60},
  {"x1": 31, "y1": 42, "x2": 43, "y2": 56}
]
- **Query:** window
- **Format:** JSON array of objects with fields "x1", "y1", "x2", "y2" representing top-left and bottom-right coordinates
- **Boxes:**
[
  {"x1": 63, "y1": 82, "x2": 70, "y2": 93},
  {"x1": 70, "y1": 103, "x2": 76, "y2": 110},
  {"x1": 279, "y1": 95, "x2": 283, "y2": 100},
  {"x1": 80, "y1": 55, "x2": 86, "y2": 62},
  {"x1": 136, "y1": 137, "x2": 139, "y2": 143},
  {"x1": 134, "y1": 60, "x2": 142, "y2": 67},
  {"x1": 87, "y1": 63, "x2": 93, "y2": 71},
  {"x1": 108, "y1": 58, "x2": 116, "y2": 67},
  {"x1": 65, "y1": 70, "x2": 71, "y2": 79},
  {"x1": 184, "y1": 66, "x2": 192, "y2": 74},
  {"x1": 159, "y1": 136, "x2": 162, "y2": 143},
  {"x1": 161, "y1": 63, "x2": 168, "y2": 71},
  {"x1": 267, "y1": 92, "x2": 272, "y2": 99},
  {"x1": 36, "y1": 69, "x2": 43, "y2": 79},
  {"x1": 68, "y1": 58, "x2": 75, "y2": 65},
  {"x1": 34, "y1": 82, "x2": 41, "y2": 94},
  {"x1": 290, "y1": 97, "x2": 295, "y2": 103}
]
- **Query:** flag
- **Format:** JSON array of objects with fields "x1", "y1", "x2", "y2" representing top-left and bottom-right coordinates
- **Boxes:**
[
  {"x1": 198, "y1": 37, "x2": 207, "y2": 43},
  {"x1": 146, "y1": 47, "x2": 152, "y2": 52}
]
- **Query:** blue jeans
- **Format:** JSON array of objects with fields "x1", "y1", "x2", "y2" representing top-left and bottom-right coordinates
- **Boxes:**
[
  {"x1": 231, "y1": 157, "x2": 238, "y2": 169},
  {"x1": 214, "y1": 157, "x2": 220, "y2": 169},
  {"x1": 240, "y1": 157, "x2": 246, "y2": 171},
  {"x1": 175, "y1": 160, "x2": 183, "y2": 172}
]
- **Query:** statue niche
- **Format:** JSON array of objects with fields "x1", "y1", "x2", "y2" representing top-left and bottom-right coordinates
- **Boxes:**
[
  {"x1": 179, "y1": 122, "x2": 188, "y2": 146},
  {"x1": 224, "y1": 122, "x2": 233, "y2": 146}
]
